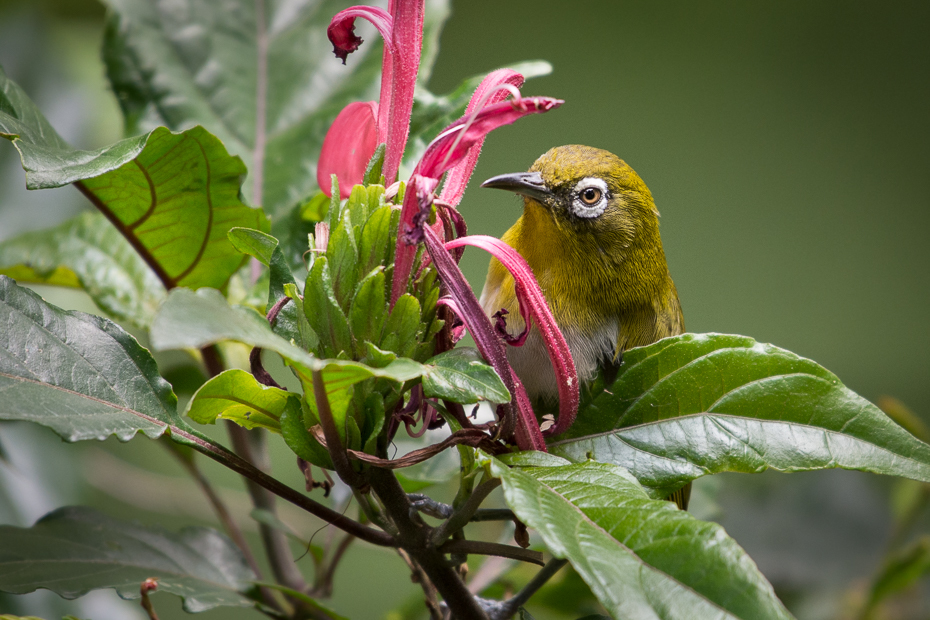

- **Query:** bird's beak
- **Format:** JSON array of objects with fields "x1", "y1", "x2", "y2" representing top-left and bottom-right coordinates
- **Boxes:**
[{"x1": 480, "y1": 171, "x2": 553, "y2": 203}]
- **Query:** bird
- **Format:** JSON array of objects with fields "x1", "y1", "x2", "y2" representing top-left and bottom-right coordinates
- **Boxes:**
[{"x1": 479, "y1": 144, "x2": 689, "y2": 509}]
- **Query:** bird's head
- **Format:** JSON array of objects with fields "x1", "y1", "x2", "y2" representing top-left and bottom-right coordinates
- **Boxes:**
[{"x1": 481, "y1": 145, "x2": 659, "y2": 245}]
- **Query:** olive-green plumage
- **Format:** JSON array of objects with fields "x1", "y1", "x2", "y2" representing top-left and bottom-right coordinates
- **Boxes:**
[{"x1": 480, "y1": 145, "x2": 689, "y2": 508}]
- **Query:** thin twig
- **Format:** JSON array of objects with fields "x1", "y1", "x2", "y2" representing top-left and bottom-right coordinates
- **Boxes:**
[
  {"x1": 491, "y1": 559, "x2": 567, "y2": 619},
  {"x1": 471, "y1": 509, "x2": 517, "y2": 522},
  {"x1": 438, "y1": 539, "x2": 544, "y2": 566},
  {"x1": 313, "y1": 532, "x2": 355, "y2": 598},
  {"x1": 140, "y1": 578, "x2": 160, "y2": 620},
  {"x1": 431, "y1": 478, "x2": 501, "y2": 545},
  {"x1": 397, "y1": 548, "x2": 444, "y2": 620}
]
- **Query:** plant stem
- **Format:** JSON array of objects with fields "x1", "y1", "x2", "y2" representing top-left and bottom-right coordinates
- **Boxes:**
[
  {"x1": 490, "y1": 558, "x2": 567, "y2": 620},
  {"x1": 172, "y1": 424, "x2": 395, "y2": 546},
  {"x1": 438, "y1": 539, "x2": 543, "y2": 566},
  {"x1": 368, "y1": 466, "x2": 490, "y2": 619},
  {"x1": 431, "y1": 478, "x2": 501, "y2": 545},
  {"x1": 312, "y1": 370, "x2": 361, "y2": 488}
]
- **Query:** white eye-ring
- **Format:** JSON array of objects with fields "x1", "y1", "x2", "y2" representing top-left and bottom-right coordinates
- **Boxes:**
[{"x1": 570, "y1": 177, "x2": 609, "y2": 218}]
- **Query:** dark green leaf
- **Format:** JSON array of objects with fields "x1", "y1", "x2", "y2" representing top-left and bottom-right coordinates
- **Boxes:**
[
  {"x1": 490, "y1": 458, "x2": 793, "y2": 620},
  {"x1": 363, "y1": 143, "x2": 386, "y2": 186},
  {"x1": 0, "y1": 212, "x2": 165, "y2": 327},
  {"x1": 551, "y1": 334, "x2": 930, "y2": 496},
  {"x1": 0, "y1": 276, "x2": 177, "y2": 442},
  {"x1": 0, "y1": 506, "x2": 255, "y2": 612},
  {"x1": 1, "y1": 68, "x2": 267, "y2": 291},
  {"x1": 185, "y1": 369, "x2": 291, "y2": 432},
  {"x1": 422, "y1": 348, "x2": 510, "y2": 404},
  {"x1": 327, "y1": 211, "x2": 359, "y2": 311}
]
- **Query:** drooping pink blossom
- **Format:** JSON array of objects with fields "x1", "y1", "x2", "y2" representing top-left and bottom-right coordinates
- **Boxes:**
[{"x1": 316, "y1": 101, "x2": 379, "y2": 199}]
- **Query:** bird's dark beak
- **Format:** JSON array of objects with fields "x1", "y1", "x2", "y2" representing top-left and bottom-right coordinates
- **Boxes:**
[{"x1": 480, "y1": 171, "x2": 553, "y2": 203}]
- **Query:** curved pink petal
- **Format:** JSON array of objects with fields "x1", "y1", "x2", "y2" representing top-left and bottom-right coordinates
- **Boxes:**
[
  {"x1": 317, "y1": 101, "x2": 379, "y2": 199},
  {"x1": 443, "y1": 235, "x2": 579, "y2": 437},
  {"x1": 439, "y1": 69, "x2": 526, "y2": 208},
  {"x1": 391, "y1": 95, "x2": 563, "y2": 305},
  {"x1": 417, "y1": 96, "x2": 562, "y2": 181},
  {"x1": 327, "y1": 6, "x2": 394, "y2": 63}
]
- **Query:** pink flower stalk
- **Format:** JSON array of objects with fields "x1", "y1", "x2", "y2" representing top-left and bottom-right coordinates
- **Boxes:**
[
  {"x1": 391, "y1": 95, "x2": 563, "y2": 306},
  {"x1": 442, "y1": 235, "x2": 579, "y2": 437},
  {"x1": 321, "y1": 1, "x2": 424, "y2": 194}
]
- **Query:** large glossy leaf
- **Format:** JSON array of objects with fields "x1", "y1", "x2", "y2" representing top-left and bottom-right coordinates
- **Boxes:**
[
  {"x1": 0, "y1": 212, "x2": 164, "y2": 327},
  {"x1": 490, "y1": 458, "x2": 793, "y2": 620},
  {"x1": 151, "y1": 287, "x2": 427, "y2": 387},
  {"x1": 0, "y1": 276, "x2": 177, "y2": 442},
  {"x1": 551, "y1": 334, "x2": 930, "y2": 496},
  {"x1": 0, "y1": 506, "x2": 255, "y2": 612},
  {"x1": 0, "y1": 66, "x2": 148, "y2": 188},
  {"x1": 1, "y1": 67, "x2": 268, "y2": 293},
  {"x1": 101, "y1": 0, "x2": 449, "y2": 218}
]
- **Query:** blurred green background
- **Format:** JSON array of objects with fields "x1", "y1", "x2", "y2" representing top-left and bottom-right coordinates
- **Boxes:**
[{"x1": 1, "y1": 0, "x2": 928, "y2": 619}]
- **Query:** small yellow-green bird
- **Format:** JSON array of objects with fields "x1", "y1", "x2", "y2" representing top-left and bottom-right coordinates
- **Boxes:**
[{"x1": 479, "y1": 145, "x2": 688, "y2": 508}]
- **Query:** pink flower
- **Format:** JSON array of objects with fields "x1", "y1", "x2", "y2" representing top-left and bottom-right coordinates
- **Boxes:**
[
  {"x1": 319, "y1": 2, "x2": 424, "y2": 195},
  {"x1": 317, "y1": 101, "x2": 379, "y2": 199}
]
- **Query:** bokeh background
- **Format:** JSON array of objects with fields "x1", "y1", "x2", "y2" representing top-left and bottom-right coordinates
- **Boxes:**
[{"x1": 1, "y1": 0, "x2": 928, "y2": 618}]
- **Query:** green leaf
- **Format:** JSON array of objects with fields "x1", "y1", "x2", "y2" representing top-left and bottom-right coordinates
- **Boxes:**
[
  {"x1": 228, "y1": 227, "x2": 278, "y2": 266},
  {"x1": 0, "y1": 276, "x2": 177, "y2": 442},
  {"x1": 303, "y1": 257, "x2": 353, "y2": 358},
  {"x1": 0, "y1": 211, "x2": 165, "y2": 328},
  {"x1": 78, "y1": 125, "x2": 268, "y2": 290},
  {"x1": 551, "y1": 333, "x2": 930, "y2": 496},
  {"x1": 151, "y1": 287, "x2": 427, "y2": 387},
  {"x1": 327, "y1": 210, "x2": 360, "y2": 311},
  {"x1": 349, "y1": 269, "x2": 387, "y2": 349},
  {"x1": 0, "y1": 506, "x2": 255, "y2": 612},
  {"x1": 864, "y1": 535, "x2": 930, "y2": 613},
  {"x1": 100, "y1": 0, "x2": 450, "y2": 219},
  {"x1": 184, "y1": 369, "x2": 292, "y2": 433},
  {"x1": 381, "y1": 293, "x2": 421, "y2": 358},
  {"x1": 489, "y1": 458, "x2": 793, "y2": 620},
  {"x1": 422, "y1": 348, "x2": 510, "y2": 404},
  {"x1": 1, "y1": 68, "x2": 267, "y2": 291},
  {"x1": 358, "y1": 204, "x2": 396, "y2": 277},
  {"x1": 0, "y1": 66, "x2": 149, "y2": 188},
  {"x1": 280, "y1": 397, "x2": 332, "y2": 469}
]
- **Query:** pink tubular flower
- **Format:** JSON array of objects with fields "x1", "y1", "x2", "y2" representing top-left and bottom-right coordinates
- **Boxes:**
[
  {"x1": 443, "y1": 235, "x2": 579, "y2": 437},
  {"x1": 391, "y1": 95, "x2": 563, "y2": 306},
  {"x1": 317, "y1": 101, "x2": 379, "y2": 199},
  {"x1": 321, "y1": 1, "x2": 424, "y2": 194},
  {"x1": 438, "y1": 69, "x2": 526, "y2": 208}
]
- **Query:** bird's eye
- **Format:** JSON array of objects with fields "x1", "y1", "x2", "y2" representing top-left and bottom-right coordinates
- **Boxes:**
[{"x1": 580, "y1": 187, "x2": 602, "y2": 205}]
